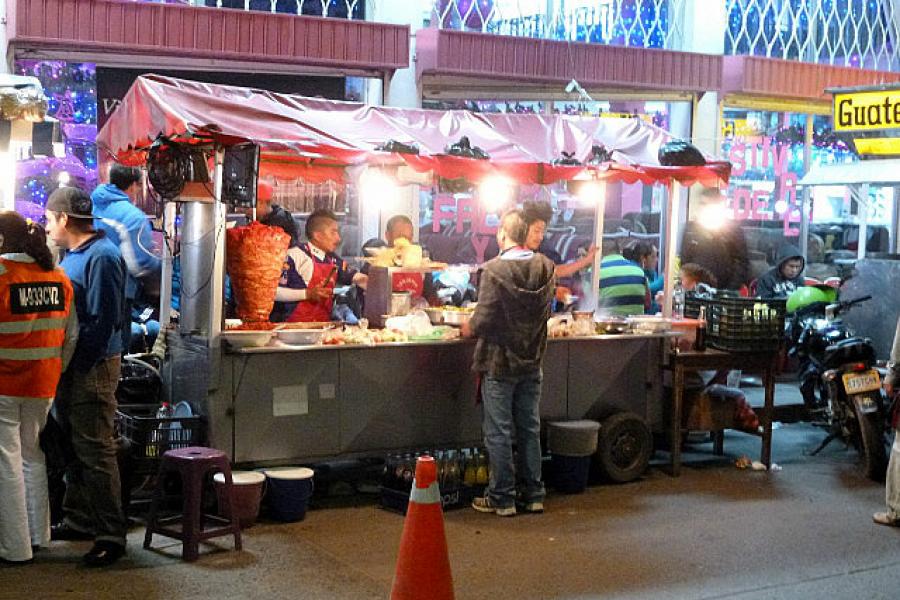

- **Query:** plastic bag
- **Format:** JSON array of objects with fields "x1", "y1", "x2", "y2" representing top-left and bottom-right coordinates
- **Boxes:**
[{"x1": 657, "y1": 139, "x2": 706, "y2": 166}]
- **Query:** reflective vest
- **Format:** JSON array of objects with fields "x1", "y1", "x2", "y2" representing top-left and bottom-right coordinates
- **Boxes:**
[{"x1": 0, "y1": 258, "x2": 73, "y2": 398}]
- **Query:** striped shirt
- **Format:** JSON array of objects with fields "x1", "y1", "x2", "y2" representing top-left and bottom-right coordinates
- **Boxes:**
[{"x1": 598, "y1": 254, "x2": 648, "y2": 317}]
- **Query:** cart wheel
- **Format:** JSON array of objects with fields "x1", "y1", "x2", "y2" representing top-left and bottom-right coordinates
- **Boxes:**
[{"x1": 594, "y1": 412, "x2": 652, "y2": 483}]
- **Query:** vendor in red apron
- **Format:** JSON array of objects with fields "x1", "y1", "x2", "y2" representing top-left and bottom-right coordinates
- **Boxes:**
[{"x1": 274, "y1": 208, "x2": 367, "y2": 323}]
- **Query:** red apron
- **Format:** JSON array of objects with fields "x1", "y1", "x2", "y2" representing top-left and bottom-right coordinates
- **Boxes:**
[{"x1": 288, "y1": 259, "x2": 335, "y2": 323}]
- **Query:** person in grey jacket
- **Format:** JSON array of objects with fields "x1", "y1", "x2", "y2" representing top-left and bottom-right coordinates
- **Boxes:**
[
  {"x1": 874, "y1": 316, "x2": 900, "y2": 526},
  {"x1": 461, "y1": 209, "x2": 555, "y2": 517},
  {"x1": 756, "y1": 243, "x2": 805, "y2": 299}
]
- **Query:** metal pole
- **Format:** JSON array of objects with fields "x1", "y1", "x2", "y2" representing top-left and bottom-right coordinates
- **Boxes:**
[
  {"x1": 857, "y1": 183, "x2": 870, "y2": 262},
  {"x1": 799, "y1": 113, "x2": 814, "y2": 260},
  {"x1": 158, "y1": 201, "x2": 176, "y2": 329}
]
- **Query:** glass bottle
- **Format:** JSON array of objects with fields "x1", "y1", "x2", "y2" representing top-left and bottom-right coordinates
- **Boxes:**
[
  {"x1": 475, "y1": 449, "x2": 489, "y2": 486},
  {"x1": 463, "y1": 448, "x2": 478, "y2": 487}
]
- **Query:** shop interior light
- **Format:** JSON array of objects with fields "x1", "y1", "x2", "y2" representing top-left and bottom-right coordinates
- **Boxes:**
[
  {"x1": 697, "y1": 202, "x2": 730, "y2": 230},
  {"x1": 478, "y1": 176, "x2": 515, "y2": 213},
  {"x1": 57, "y1": 171, "x2": 70, "y2": 186},
  {"x1": 774, "y1": 199, "x2": 788, "y2": 215},
  {"x1": 360, "y1": 168, "x2": 399, "y2": 208}
]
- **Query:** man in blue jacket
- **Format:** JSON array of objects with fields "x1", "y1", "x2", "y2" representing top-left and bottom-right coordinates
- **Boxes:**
[
  {"x1": 91, "y1": 165, "x2": 161, "y2": 351},
  {"x1": 45, "y1": 187, "x2": 128, "y2": 567}
]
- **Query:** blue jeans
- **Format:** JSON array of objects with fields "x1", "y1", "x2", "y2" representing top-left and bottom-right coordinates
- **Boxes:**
[{"x1": 481, "y1": 370, "x2": 545, "y2": 508}]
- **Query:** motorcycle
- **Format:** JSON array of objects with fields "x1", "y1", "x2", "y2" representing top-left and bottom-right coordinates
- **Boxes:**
[{"x1": 789, "y1": 295, "x2": 889, "y2": 480}]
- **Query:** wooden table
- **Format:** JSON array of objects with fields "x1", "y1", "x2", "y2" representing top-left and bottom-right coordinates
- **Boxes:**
[{"x1": 665, "y1": 348, "x2": 778, "y2": 476}]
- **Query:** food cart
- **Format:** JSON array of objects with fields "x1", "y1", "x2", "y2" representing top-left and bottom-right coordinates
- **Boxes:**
[{"x1": 97, "y1": 75, "x2": 731, "y2": 472}]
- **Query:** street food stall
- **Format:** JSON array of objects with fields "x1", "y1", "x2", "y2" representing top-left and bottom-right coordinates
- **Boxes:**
[{"x1": 97, "y1": 75, "x2": 731, "y2": 470}]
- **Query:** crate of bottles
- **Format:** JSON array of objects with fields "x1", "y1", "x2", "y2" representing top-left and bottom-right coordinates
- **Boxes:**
[
  {"x1": 379, "y1": 447, "x2": 489, "y2": 515},
  {"x1": 705, "y1": 296, "x2": 787, "y2": 352},
  {"x1": 116, "y1": 403, "x2": 205, "y2": 471}
]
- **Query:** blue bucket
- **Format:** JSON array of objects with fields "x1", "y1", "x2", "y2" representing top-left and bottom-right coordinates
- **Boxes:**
[
  {"x1": 262, "y1": 467, "x2": 315, "y2": 522},
  {"x1": 550, "y1": 454, "x2": 591, "y2": 494}
]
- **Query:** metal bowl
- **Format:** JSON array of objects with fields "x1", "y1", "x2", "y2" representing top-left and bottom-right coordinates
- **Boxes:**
[
  {"x1": 276, "y1": 329, "x2": 324, "y2": 346},
  {"x1": 221, "y1": 330, "x2": 275, "y2": 348},
  {"x1": 442, "y1": 310, "x2": 472, "y2": 327}
]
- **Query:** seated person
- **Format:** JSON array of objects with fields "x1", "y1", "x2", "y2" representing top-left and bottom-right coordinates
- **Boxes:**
[{"x1": 756, "y1": 244, "x2": 804, "y2": 299}]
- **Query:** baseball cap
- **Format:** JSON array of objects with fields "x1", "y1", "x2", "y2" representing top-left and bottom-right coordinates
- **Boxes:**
[{"x1": 46, "y1": 186, "x2": 94, "y2": 219}]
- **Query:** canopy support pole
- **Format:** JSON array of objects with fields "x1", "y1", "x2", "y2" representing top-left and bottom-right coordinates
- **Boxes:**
[
  {"x1": 210, "y1": 147, "x2": 227, "y2": 348},
  {"x1": 588, "y1": 183, "x2": 607, "y2": 311},
  {"x1": 661, "y1": 183, "x2": 684, "y2": 319}
]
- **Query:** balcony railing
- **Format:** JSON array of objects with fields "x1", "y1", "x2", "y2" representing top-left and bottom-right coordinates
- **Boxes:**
[
  {"x1": 133, "y1": 0, "x2": 363, "y2": 19},
  {"x1": 431, "y1": 0, "x2": 685, "y2": 50}
]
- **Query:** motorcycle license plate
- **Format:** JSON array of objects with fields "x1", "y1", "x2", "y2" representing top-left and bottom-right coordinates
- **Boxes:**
[{"x1": 842, "y1": 370, "x2": 881, "y2": 394}]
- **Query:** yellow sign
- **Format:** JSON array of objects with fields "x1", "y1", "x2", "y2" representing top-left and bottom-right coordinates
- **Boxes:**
[
  {"x1": 721, "y1": 118, "x2": 757, "y2": 138},
  {"x1": 833, "y1": 90, "x2": 900, "y2": 132},
  {"x1": 852, "y1": 137, "x2": 900, "y2": 155}
]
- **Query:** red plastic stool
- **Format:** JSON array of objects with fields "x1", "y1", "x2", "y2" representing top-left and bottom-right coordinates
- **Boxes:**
[{"x1": 143, "y1": 446, "x2": 242, "y2": 561}]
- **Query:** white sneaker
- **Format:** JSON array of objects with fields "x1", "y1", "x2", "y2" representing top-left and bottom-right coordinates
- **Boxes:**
[
  {"x1": 472, "y1": 496, "x2": 516, "y2": 517},
  {"x1": 520, "y1": 501, "x2": 544, "y2": 513}
]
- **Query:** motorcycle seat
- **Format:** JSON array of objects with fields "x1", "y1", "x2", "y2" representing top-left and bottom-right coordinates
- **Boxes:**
[{"x1": 823, "y1": 337, "x2": 876, "y2": 368}]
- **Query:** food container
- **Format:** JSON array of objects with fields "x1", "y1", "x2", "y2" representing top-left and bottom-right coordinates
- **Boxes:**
[
  {"x1": 221, "y1": 330, "x2": 275, "y2": 348},
  {"x1": 277, "y1": 329, "x2": 324, "y2": 345},
  {"x1": 594, "y1": 318, "x2": 629, "y2": 335},
  {"x1": 390, "y1": 291, "x2": 412, "y2": 316},
  {"x1": 442, "y1": 309, "x2": 473, "y2": 327},
  {"x1": 424, "y1": 307, "x2": 444, "y2": 325},
  {"x1": 571, "y1": 311, "x2": 594, "y2": 336},
  {"x1": 626, "y1": 316, "x2": 672, "y2": 334}
]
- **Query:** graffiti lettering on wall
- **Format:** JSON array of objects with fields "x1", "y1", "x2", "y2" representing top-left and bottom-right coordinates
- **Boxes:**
[
  {"x1": 727, "y1": 137, "x2": 803, "y2": 236},
  {"x1": 432, "y1": 194, "x2": 501, "y2": 264}
]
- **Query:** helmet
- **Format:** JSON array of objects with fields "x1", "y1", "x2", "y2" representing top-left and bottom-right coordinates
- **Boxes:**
[{"x1": 786, "y1": 286, "x2": 830, "y2": 313}]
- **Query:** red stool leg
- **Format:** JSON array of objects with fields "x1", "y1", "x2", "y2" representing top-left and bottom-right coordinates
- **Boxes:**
[
  {"x1": 179, "y1": 461, "x2": 203, "y2": 562},
  {"x1": 143, "y1": 461, "x2": 170, "y2": 550}
]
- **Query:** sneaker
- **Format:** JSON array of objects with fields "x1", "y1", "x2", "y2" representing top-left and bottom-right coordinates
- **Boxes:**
[
  {"x1": 873, "y1": 512, "x2": 900, "y2": 527},
  {"x1": 520, "y1": 501, "x2": 544, "y2": 514},
  {"x1": 472, "y1": 496, "x2": 516, "y2": 517}
]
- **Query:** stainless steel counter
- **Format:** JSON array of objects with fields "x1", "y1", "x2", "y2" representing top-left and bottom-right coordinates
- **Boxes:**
[{"x1": 210, "y1": 333, "x2": 675, "y2": 465}]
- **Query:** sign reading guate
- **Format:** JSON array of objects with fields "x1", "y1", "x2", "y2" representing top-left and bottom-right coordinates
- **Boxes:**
[{"x1": 833, "y1": 90, "x2": 900, "y2": 132}]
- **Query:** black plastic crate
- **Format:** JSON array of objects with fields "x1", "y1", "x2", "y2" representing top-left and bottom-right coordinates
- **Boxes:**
[
  {"x1": 379, "y1": 484, "x2": 480, "y2": 515},
  {"x1": 116, "y1": 404, "x2": 205, "y2": 471},
  {"x1": 705, "y1": 297, "x2": 786, "y2": 352}
]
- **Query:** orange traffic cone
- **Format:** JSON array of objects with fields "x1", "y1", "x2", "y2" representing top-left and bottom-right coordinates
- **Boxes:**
[{"x1": 390, "y1": 456, "x2": 455, "y2": 600}]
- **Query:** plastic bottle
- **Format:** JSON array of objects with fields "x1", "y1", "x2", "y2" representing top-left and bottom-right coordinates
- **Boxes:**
[
  {"x1": 673, "y1": 282, "x2": 685, "y2": 319},
  {"x1": 148, "y1": 402, "x2": 172, "y2": 457}
]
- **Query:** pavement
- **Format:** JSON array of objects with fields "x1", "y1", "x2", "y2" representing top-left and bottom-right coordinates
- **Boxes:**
[{"x1": 2, "y1": 381, "x2": 898, "y2": 599}]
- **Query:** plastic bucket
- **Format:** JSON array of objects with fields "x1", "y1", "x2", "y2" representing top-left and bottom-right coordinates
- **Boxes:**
[
  {"x1": 213, "y1": 471, "x2": 265, "y2": 528},
  {"x1": 550, "y1": 454, "x2": 591, "y2": 494},
  {"x1": 262, "y1": 467, "x2": 315, "y2": 522}
]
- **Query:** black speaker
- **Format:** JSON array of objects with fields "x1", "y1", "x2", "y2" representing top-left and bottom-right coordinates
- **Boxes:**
[
  {"x1": 221, "y1": 144, "x2": 260, "y2": 208},
  {"x1": 32, "y1": 120, "x2": 59, "y2": 156}
]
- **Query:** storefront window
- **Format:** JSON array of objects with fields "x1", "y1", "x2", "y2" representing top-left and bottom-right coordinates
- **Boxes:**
[
  {"x1": 13, "y1": 60, "x2": 98, "y2": 222},
  {"x1": 716, "y1": 108, "x2": 895, "y2": 286}
]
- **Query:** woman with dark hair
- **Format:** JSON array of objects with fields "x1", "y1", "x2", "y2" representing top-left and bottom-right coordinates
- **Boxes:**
[
  {"x1": 0, "y1": 212, "x2": 77, "y2": 565},
  {"x1": 623, "y1": 239, "x2": 661, "y2": 314}
]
